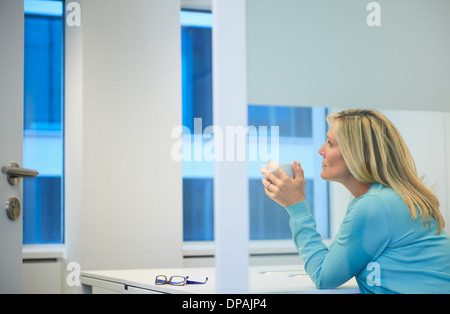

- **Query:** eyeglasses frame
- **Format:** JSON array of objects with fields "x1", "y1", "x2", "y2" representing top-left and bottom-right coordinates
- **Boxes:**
[{"x1": 155, "y1": 275, "x2": 208, "y2": 286}]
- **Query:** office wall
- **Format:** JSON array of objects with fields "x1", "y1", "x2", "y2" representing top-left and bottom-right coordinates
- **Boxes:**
[
  {"x1": 247, "y1": 0, "x2": 450, "y2": 111},
  {"x1": 65, "y1": 0, "x2": 183, "y2": 272},
  {"x1": 388, "y1": 110, "x2": 450, "y2": 235}
]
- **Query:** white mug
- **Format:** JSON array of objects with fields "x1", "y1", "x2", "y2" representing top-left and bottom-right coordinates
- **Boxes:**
[{"x1": 260, "y1": 163, "x2": 294, "y2": 178}]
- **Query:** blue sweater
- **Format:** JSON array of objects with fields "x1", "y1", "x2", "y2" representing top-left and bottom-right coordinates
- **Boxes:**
[{"x1": 286, "y1": 183, "x2": 450, "y2": 294}]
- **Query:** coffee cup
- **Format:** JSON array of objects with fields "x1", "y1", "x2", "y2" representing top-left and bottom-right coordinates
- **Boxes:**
[{"x1": 260, "y1": 163, "x2": 294, "y2": 178}]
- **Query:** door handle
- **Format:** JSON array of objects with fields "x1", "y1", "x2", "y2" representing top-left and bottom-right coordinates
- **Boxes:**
[{"x1": 1, "y1": 162, "x2": 39, "y2": 185}]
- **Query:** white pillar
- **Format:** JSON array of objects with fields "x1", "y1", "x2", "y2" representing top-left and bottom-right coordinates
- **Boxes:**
[{"x1": 212, "y1": 0, "x2": 249, "y2": 293}]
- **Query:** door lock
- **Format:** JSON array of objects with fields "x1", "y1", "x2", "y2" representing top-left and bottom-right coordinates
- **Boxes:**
[{"x1": 6, "y1": 197, "x2": 21, "y2": 221}]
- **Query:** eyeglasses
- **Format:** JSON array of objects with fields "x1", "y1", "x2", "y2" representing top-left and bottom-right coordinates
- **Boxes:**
[{"x1": 155, "y1": 275, "x2": 208, "y2": 286}]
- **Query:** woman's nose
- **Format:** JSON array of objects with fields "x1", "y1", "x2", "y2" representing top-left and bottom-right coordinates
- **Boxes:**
[{"x1": 318, "y1": 144, "x2": 325, "y2": 157}]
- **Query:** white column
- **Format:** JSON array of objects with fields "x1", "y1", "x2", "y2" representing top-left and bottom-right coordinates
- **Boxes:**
[
  {"x1": 212, "y1": 0, "x2": 249, "y2": 293},
  {"x1": 78, "y1": 0, "x2": 183, "y2": 271},
  {"x1": 64, "y1": 0, "x2": 83, "y2": 293}
]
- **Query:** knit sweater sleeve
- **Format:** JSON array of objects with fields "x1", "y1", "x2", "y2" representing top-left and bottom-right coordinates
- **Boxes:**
[{"x1": 286, "y1": 197, "x2": 390, "y2": 289}]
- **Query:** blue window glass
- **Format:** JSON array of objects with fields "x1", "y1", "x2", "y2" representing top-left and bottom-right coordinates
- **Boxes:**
[
  {"x1": 181, "y1": 10, "x2": 214, "y2": 241},
  {"x1": 247, "y1": 104, "x2": 329, "y2": 239},
  {"x1": 181, "y1": 12, "x2": 213, "y2": 134},
  {"x1": 23, "y1": 0, "x2": 64, "y2": 244},
  {"x1": 183, "y1": 179, "x2": 214, "y2": 241},
  {"x1": 249, "y1": 179, "x2": 314, "y2": 240},
  {"x1": 248, "y1": 106, "x2": 312, "y2": 137}
]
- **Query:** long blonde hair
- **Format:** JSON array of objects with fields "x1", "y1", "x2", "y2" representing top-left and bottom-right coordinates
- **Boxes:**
[{"x1": 327, "y1": 109, "x2": 445, "y2": 234}]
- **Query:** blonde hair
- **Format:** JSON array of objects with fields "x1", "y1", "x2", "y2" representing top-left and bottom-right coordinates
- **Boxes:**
[{"x1": 327, "y1": 109, "x2": 445, "y2": 234}]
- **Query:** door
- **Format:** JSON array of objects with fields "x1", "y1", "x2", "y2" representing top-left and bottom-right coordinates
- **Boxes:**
[{"x1": 0, "y1": 0, "x2": 25, "y2": 293}]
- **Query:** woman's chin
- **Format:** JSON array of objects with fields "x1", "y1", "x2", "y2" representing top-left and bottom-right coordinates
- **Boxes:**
[{"x1": 320, "y1": 171, "x2": 333, "y2": 182}]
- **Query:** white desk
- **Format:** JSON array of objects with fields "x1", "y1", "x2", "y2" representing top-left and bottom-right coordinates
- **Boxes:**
[{"x1": 81, "y1": 265, "x2": 360, "y2": 294}]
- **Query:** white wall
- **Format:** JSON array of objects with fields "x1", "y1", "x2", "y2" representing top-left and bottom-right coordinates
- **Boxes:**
[
  {"x1": 65, "y1": 0, "x2": 183, "y2": 273},
  {"x1": 246, "y1": 0, "x2": 450, "y2": 111},
  {"x1": 382, "y1": 110, "x2": 450, "y2": 235},
  {"x1": 22, "y1": 259, "x2": 62, "y2": 294}
]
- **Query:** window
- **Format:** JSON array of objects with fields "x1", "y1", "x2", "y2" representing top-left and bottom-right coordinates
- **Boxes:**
[
  {"x1": 181, "y1": 10, "x2": 329, "y2": 242},
  {"x1": 181, "y1": 10, "x2": 214, "y2": 241},
  {"x1": 181, "y1": 11, "x2": 213, "y2": 134},
  {"x1": 247, "y1": 106, "x2": 330, "y2": 239},
  {"x1": 23, "y1": 0, "x2": 64, "y2": 244}
]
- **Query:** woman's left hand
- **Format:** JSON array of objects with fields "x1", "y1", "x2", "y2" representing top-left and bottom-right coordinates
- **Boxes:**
[{"x1": 261, "y1": 161, "x2": 306, "y2": 208}]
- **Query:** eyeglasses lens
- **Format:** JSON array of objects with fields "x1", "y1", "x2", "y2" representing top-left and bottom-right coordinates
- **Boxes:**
[
  {"x1": 169, "y1": 276, "x2": 186, "y2": 286},
  {"x1": 155, "y1": 275, "x2": 167, "y2": 285}
]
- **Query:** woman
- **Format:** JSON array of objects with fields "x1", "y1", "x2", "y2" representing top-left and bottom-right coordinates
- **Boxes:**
[{"x1": 261, "y1": 109, "x2": 450, "y2": 294}]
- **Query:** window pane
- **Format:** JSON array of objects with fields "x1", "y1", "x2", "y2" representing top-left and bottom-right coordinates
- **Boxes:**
[
  {"x1": 248, "y1": 105, "x2": 329, "y2": 240},
  {"x1": 181, "y1": 10, "x2": 214, "y2": 242},
  {"x1": 249, "y1": 179, "x2": 314, "y2": 240},
  {"x1": 248, "y1": 105, "x2": 312, "y2": 137},
  {"x1": 182, "y1": 23, "x2": 212, "y2": 134},
  {"x1": 23, "y1": 177, "x2": 63, "y2": 243},
  {"x1": 24, "y1": 16, "x2": 63, "y2": 131},
  {"x1": 183, "y1": 179, "x2": 214, "y2": 241},
  {"x1": 23, "y1": 1, "x2": 64, "y2": 244}
]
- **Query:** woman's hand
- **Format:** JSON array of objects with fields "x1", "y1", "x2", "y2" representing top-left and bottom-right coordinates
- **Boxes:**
[{"x1": 261, "y1": 161, "x2": 306, "y2": 208}]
